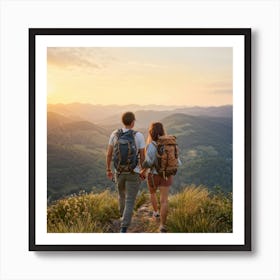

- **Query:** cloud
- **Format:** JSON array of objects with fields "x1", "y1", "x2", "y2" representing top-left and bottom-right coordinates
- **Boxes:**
[
  {"x1": 47, "y1": 47, "x2": 115, "y2": 71},
  {"x1": 126, "y1": 61, "x2": 165, "y2": 69}
]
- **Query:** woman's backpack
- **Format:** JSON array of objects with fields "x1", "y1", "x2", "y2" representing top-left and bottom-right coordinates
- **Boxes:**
[
  {"x1": 113, "y1": 129, "x2": 138, "y2": 173},
  {"x1": 155, "y1": 135, "x2": 179, "y2": 179}
]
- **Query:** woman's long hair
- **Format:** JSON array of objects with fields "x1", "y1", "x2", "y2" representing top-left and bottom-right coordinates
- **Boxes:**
[{"x1": 146, "y1": 122, "x2": 166, "y2": 144}]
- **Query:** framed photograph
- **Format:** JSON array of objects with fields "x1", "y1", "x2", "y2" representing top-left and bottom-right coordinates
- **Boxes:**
[{"x1": 29, "y1": 28, "x2": 251, "y2": 251}]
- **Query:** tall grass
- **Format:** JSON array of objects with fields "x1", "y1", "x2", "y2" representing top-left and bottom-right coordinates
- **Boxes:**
[
  {"x1": 47, "y1": 190, "x2": 120, "y2": 233},
  {"x1": 47, "y1": 186, "x2": 232, "y2": 233},
  {"x1": 134, "y1": 190, "x2": 150, "y2": 210},
  {"x1": 167, "y1": 185, "x2": 232, "y2": 233}
]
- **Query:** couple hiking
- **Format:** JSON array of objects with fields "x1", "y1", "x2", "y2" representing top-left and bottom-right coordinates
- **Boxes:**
[{"x1": 106, "y1": 111, "x2": 179, "y2": 233}]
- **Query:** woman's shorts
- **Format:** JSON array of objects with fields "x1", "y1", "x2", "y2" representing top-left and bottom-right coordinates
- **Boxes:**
[{"x1": 147, "y1": 173, "x2": 173, "y2": 193}]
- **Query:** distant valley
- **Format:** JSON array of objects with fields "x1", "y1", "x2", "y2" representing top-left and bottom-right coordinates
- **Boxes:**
[{"x1": 47, "y1": 103, "x2": 232, "y2": 202}]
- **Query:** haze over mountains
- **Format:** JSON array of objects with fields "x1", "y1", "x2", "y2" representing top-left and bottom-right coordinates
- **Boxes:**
[
  {"x1": 48, "y1": 103, "x2": 232, "y2": 128},
  {"x1": 47, "y1": 103, "x2": 232, "y2": 202}
]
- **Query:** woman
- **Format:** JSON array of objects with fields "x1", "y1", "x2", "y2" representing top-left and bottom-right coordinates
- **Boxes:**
[{"x1": 140, "y1": 122, "x2": 174, "y2": 233}]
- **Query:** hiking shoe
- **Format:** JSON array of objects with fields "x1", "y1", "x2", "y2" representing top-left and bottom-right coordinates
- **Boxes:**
[
  {"x1": 153, "y1": 211, "x2": 160, "y2": 219},
  {"x1": 159, "y1": 226, "x2": 167, "y2": 233},
  {"x1": 120, "y1": 227, "x2": 127, "y2": 233}
]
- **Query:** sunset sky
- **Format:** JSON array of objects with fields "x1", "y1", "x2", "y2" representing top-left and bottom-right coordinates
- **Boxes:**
[{"x1": 47, "y1": 47, "x2": 232, "y2": 106}]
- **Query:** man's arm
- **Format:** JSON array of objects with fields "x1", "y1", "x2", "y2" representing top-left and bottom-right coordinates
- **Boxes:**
[{"x1": 106, "y1": 144, "x2": 113, "y2": 180}]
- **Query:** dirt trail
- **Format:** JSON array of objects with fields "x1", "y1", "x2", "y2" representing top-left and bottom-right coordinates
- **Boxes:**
[{"x1": 110, "y1": 202, "x2": 160, "y2": 233}]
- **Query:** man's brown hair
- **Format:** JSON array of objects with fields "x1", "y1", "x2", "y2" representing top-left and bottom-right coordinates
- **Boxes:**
[{"x1": 122, "y1": 112, "x2": 136, "y2": 126}]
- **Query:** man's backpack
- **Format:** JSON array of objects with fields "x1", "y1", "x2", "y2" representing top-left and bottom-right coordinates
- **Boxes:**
[
  {"x1": 154, "y1": 135, "x2": 179, "y2": 179},
  {"x1": 113, "y1": 129, "x2": 138, "y2": 173}
]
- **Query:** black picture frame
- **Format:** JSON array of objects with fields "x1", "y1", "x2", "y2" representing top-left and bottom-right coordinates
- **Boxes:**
[{"x1": 29, "y1": 28, "x2": 251, "y2": 251}]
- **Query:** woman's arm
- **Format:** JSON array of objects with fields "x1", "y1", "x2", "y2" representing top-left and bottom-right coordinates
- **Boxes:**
[
  {"x1": 142, "y1": 143, "x2": 157, "y2": 168},
  {"x1": 140, "y1": 143, "x2": 157, "y2": 178}
]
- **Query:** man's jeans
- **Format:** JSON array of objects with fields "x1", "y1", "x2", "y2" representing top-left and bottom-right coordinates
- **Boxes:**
[{"x1": 116, "y1": 172, "x2": 141, "y2": 228}]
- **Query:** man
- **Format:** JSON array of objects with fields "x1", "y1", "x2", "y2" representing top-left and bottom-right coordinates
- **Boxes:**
[{"x1": 106, "y1": 112, "x2": 145, "y2": 233}]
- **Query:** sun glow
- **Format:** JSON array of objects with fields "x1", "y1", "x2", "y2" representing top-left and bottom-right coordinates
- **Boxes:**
[{"x1": 47, "y1": 47, "x2": 232, "y2": 106}]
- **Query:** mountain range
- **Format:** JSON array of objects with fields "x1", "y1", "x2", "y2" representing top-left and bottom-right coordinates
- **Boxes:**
[
  {"x1": 47, "y1": 104, "x2": 232, "y2": 202},
  {"x1": 48, "y1": 103, "x2": 232, "y2": 128}
]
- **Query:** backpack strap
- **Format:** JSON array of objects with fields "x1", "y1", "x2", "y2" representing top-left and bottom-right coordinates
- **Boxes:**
[
  {"x1": 174, "y1": 144, "x2": 178, "y2": 159},
  {"x1": 126, "y1": 141, "x2": 132, "y2": 170},
  {"x1": 128, "y1": 130, "x2": 138, "y2": 172},
  {"x1": 163, "y1": 149, "x2": 169, "y2": 180},
  {"x1": 151, "y1": 141, "x2": 157, "y2": 148},
  {"x1": 115, "y1": 128, "x2": 123, "y2": 139},
  {"x1": 132, "y1": 130, "x2": 140, "y2": 157}
]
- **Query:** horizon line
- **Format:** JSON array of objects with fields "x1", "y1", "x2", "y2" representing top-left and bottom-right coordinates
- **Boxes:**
[{"x1": 47, "y1": 102, "x2": 233, "y2": 108}]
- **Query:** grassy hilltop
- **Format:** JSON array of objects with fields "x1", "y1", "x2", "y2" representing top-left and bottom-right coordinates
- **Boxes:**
[{"x1": 47, "y1": 185, "x2": 232, "y2": 233}]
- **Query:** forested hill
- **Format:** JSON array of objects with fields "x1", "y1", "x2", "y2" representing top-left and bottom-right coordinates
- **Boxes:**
[
  {"x1": 162, "y1": 113, "x2": 232, "y2": 192},
  {"x1": 47, "y1": 107, "x2": 232, "y2": 202},
  {"x1": 163, "y1": 113, "x2": 232, "y2": 154}
]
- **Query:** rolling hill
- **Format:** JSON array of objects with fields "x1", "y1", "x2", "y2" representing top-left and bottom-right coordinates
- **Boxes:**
[
  {"x1": 163, "y1": 113, "x2": 232, "y2": 153},
  {"x1": 47, "y1": 103, "x2": 232, "y2": 126},
  {"x1": 47, "y1": 113, "x2": 111, "y2": 201},
  {"x1": 47, "y1": 103, "x2": 181, "y2": 124},
  {"x1": 47, "y1": 108, "x2": 232, "y2": 202},
  {"x1": 98, "y1": 106, "x2": 232, "y2": 129},
  {"x1": 162, "y1": 113, "x2": 232, "y2": 192}
]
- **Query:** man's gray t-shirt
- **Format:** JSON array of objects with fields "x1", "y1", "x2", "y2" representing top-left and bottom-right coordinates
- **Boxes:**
[{"x1": 108, "y1": 128, "x2": 145, "y2": 173}]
